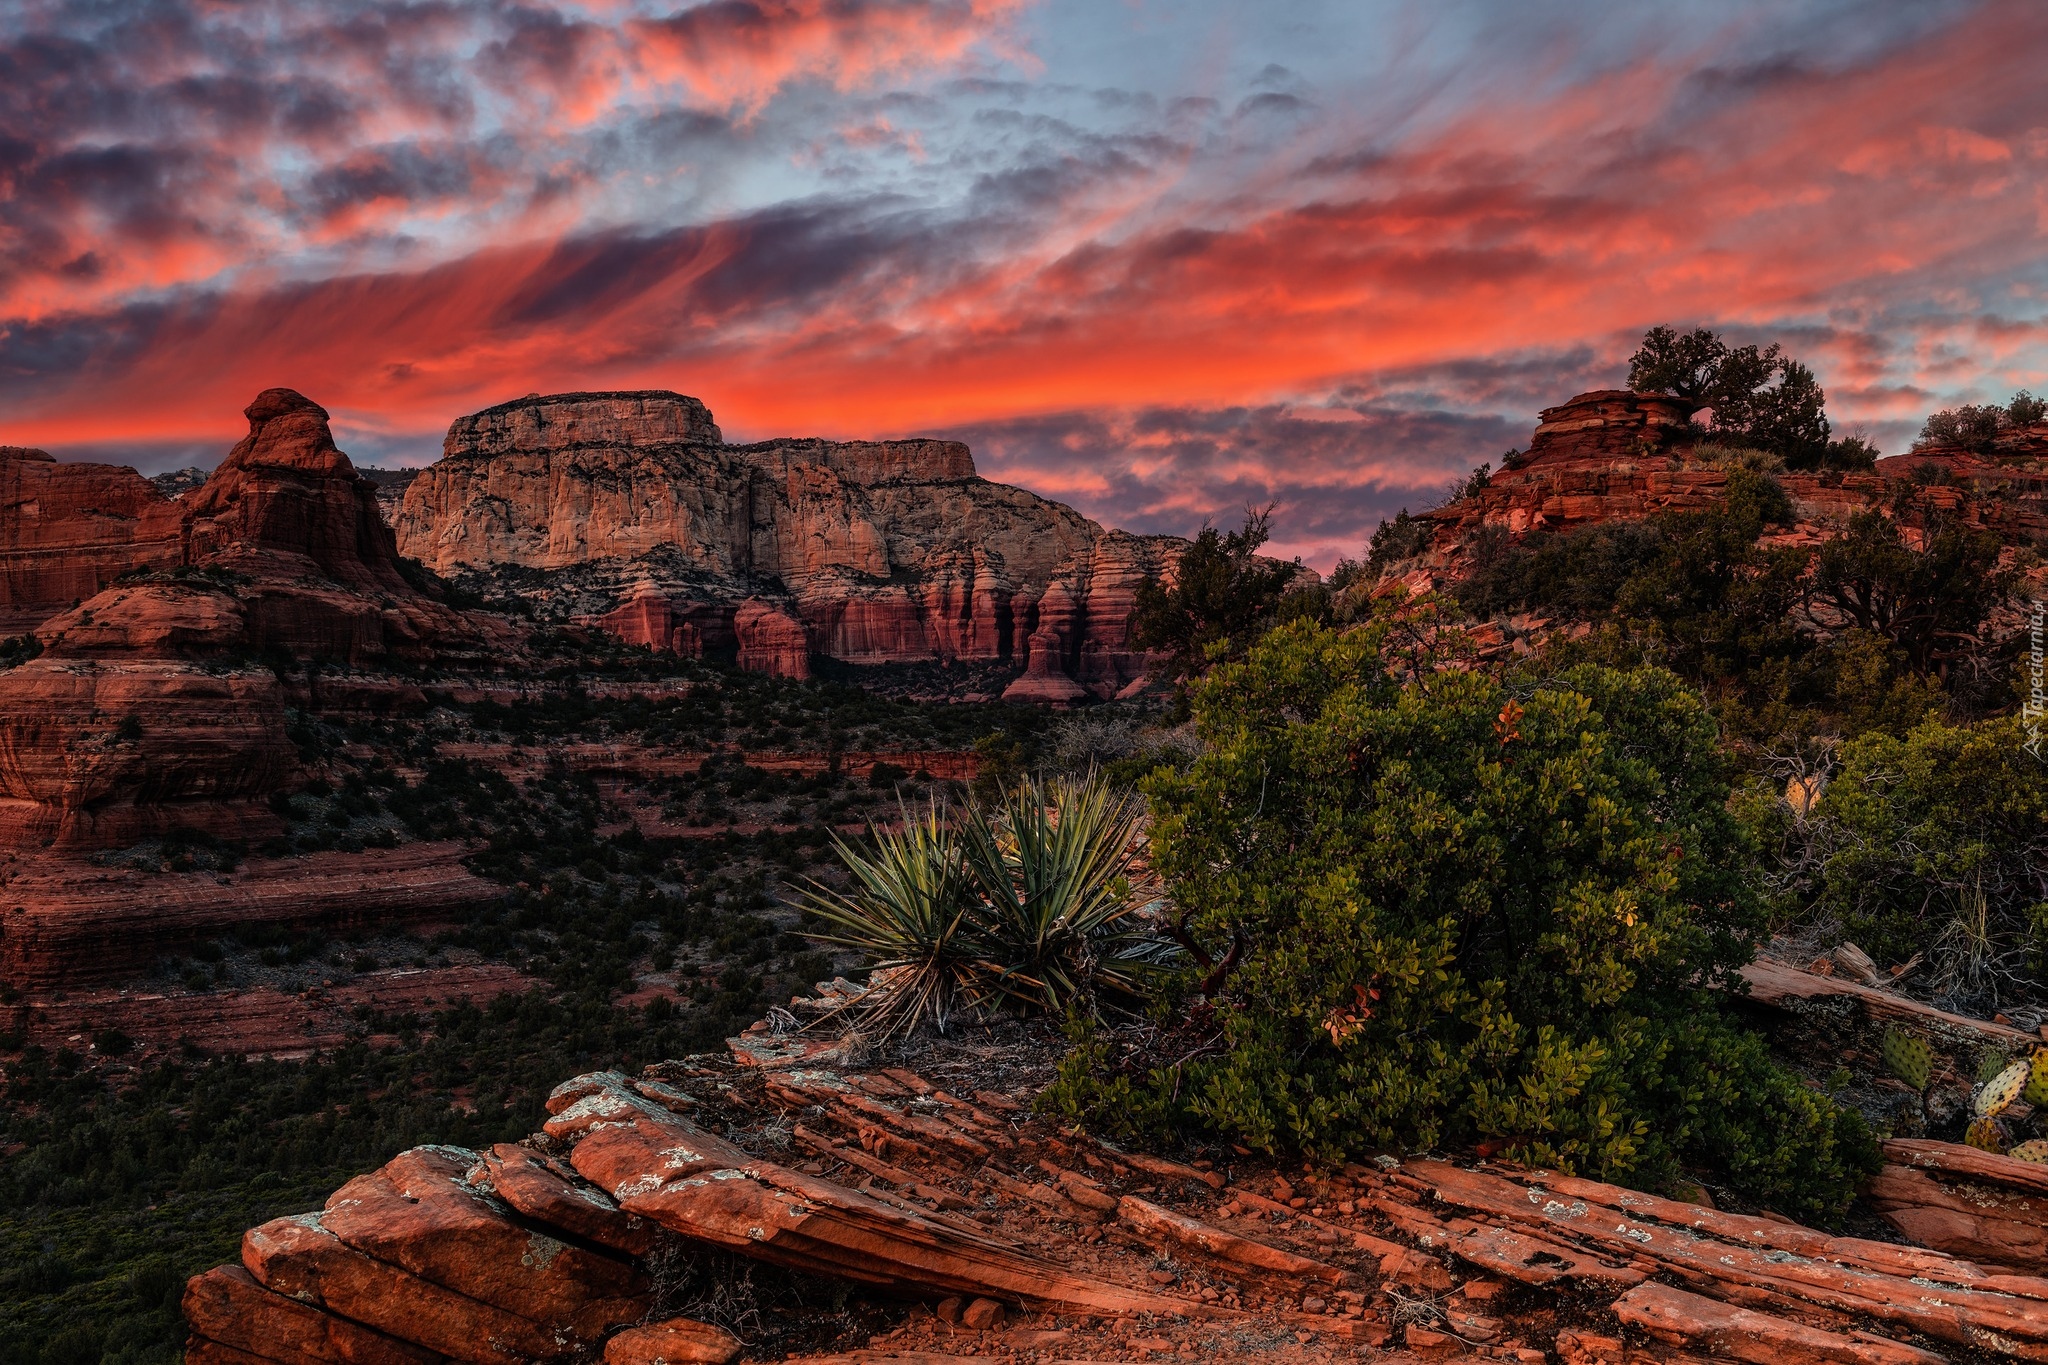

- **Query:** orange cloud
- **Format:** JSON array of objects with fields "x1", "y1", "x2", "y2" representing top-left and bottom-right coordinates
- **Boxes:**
[{"x1": 4, "y1": 0, "x2": 2046, "y2": 570}]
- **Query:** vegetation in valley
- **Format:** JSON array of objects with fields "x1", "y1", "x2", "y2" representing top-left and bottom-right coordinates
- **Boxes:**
[{"x1": 0, "y1": 658, "x2": 1045, "y2": 1365}]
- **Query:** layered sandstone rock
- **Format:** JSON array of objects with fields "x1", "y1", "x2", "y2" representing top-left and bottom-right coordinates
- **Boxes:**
[
  {"x1": 1866, "y1": 1138, "x2": 2048, "y2": 1271},
  {"x1": 1396, "y1": 389, "x2": 2048, "y2": 585},
  {"x1": 0, "y1": 390, "x2": 494, "y2": 847},
  {"x1": 0, "y1": 841, "x2": 503, "y2": 991},
  {"x1": 192, "y1": 1038, "x2": 2048, "y2": 1364},
  {"x1": 395, "y1": 391, "x2": 1177, "y2": 698},
  {"x1": 0, "y1": 445, "x2": 181, "y2": 633}
]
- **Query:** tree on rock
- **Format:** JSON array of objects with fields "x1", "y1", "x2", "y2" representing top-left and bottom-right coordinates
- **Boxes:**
[
  {"x1": 1057, "y1": 614, "x2": 1877, "y2": 1218},
  {"x1": 1626, "y1": 325, "x2": 1850, "y2": 469}
]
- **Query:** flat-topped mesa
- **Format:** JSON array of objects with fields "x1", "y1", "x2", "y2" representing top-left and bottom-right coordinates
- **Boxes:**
[
  {"x1": 398, "y1": 390, "x2": 1173, "y2": 700},
  {"x1": 734, "y1": 435, "x2": 977, "y2": 484},
  {"x1": 444, "y1": 390, "x2": 724, "y2": 458}
]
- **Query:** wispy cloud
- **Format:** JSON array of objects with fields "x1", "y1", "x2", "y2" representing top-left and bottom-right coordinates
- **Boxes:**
[{"x1": 1, "y1": 0, "x2": 2044, "y2": 566}]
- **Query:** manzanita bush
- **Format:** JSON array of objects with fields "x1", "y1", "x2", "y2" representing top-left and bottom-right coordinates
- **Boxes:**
[{"x1": 1059, "y1": 610, "x2": 1876, "y2": 1219}]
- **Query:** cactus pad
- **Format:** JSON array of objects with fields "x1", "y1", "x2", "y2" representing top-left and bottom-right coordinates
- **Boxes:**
[
  {"x1": 2010, "y1": 1139, "x2": 2048, "y2": 1164},
  {"x1": 2023, "y1": 1048, "x2": 2048, "y2": 1107},
  {"x1": 1974, "y1": 1058, "x2": 2030, "y2": 1118},
  {"x1": 1975, "y1": 1049, "x2": 2010, "y2": 1085},
  {"x1": 1964, "y1": 1116, "x2": 2007, "y2": 1153},
  {"x1": 1880, "y1": 1028, "x2": 1932, "y2": 1091}
]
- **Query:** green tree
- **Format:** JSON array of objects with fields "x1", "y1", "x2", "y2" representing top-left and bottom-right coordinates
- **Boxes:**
[
  {"x1": 1809, "y1": 508, "x2": 2013, "y2": 682},
  {"x1": 1769, "y1": 720, "x2": 2039, "y2": 998},
  {"x1": 1917, "y1": 390, "x2": 2045, "y2": 452},
  {"x1": 1098, "y1": 616, "x2": 1873, "y2": 1216},
  {"x1": 1627, "y1": 326, "x2": 1729, "y2": 404},
  {"x1": 1129, "y1": 507, "x2": 1302, "y2": 682},
  {"x1": 1627, "y1": 326, "x2": 1834, "y2": 467},
  {"x1": 1613, "y1": 470, "x2": 1811, "y2": 701}
]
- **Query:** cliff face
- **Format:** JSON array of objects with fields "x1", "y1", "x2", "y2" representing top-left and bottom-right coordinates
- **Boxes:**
[
  {"x1": 396, "y1": 391, "x2": 1178, "y2": 698},
  {"x1": 0, "y1": 446, "x2": 183, "y2": 633},
  {"x1": 0, "y1": 389, "x2": 492, "y2": 847}
]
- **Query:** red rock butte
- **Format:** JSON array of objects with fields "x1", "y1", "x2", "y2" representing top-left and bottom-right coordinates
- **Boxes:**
[
  {"x1": 393, "y1": 390, "x2": 1180, "y2": 701},
  {"x1": 0, "y1": 388, "x2": 490, "y2": 847}
]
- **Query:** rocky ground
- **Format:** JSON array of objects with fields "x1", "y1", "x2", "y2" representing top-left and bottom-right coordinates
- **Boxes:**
[{"x1": 185, "y1": 987, "x2": 2048, "y2": 1365}]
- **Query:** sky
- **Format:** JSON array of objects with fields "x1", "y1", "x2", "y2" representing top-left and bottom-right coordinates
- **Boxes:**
[{"x1": 2, "y1": 0, "x2": 2045, "y2": 567}]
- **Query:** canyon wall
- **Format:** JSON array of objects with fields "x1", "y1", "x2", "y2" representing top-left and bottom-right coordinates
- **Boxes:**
[{"x1": 395, "y1": 391, "x2": 1179, "y2": 699}]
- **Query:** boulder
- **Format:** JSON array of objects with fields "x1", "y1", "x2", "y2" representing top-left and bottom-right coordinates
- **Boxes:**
[
  {"x1": 319, "y1": 1145, "x2": 647, "y2": 1339},
  {"x1": 603, "y1": 1317, "x2": 744, "y2": 1365}
]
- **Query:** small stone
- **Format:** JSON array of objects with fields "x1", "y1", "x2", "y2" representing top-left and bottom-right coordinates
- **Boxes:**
[
  {"x1": 934, "y1": 1296, "x2": 965, "y2": 1323},
  {"x1": 1147, "y1": 1270, "x2": 1177, "y2": 1285},
  {"x1": 603, "y1": 1317, "x2": 742, "y2": 1365},
  {"x1": 1405, "y1": 1325, "x2": 1455, "y2": 1351},
  {"x1": 1302, "y1": 1297, "x2": 1327, "y2": 1313},
  {"x1": 1459, "y1": 1278, "x2": 1503, "y2": 1303},
  {"x1": 961, "y1": 1297, "x2": 1005, "y2": 1330}
]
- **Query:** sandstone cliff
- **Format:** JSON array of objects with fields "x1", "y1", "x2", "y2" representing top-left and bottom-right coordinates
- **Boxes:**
[
  {"x1": 0, "y1": 389, "x2": 495, "y2": 847},
  {"x1": 395, "y1": 391, "x2": 1178, "y2": 699}
]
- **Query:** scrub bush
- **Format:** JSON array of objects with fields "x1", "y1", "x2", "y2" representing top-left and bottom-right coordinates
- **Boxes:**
[{"x1": 1057, "y1": 615, "x2": 1876, "y2": 1219}]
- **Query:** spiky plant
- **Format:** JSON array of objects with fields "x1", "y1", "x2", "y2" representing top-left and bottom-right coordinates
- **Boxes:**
[
  {"x1": 798, "y1": 773, "x2": 1174, "y2": 1034},
  {"x1": 958, "y1": 771, "x2": 1173, "y2": 1015},
  {"x1": 793, "y1": 800, "x2": 982, "y2": 1039}
]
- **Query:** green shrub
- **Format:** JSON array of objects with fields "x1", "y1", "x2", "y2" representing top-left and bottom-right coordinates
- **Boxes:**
[
  {"x1": 1806, "y1": 716, "x2": 2048, "y2": 991},
  {"x1": 1069, "y1": 615, "x2": 1873, "y2": 1217}
]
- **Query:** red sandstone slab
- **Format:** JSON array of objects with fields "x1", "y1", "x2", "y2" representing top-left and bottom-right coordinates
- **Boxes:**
[
  {"x1": 321, "y1": 1146, "x2": 647, "y2": 1340},
  {"x1": 1613, "y1": 1282, "x2": 1946, "y2": 1365},
  {"x1": 241, "y1": 1212, "x2": 567, "y2": 1362},
  {"x1": 468, "y1": 1143, "x2": 659, "y2": 1257},
  {"x1": 183, "y1": 1263, "x2": 441, "y2": 1365}
]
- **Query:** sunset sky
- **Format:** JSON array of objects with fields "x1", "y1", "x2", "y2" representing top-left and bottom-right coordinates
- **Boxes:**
[{"x1": 3, "y1": 0, "x2": 2046, "y2": 566}]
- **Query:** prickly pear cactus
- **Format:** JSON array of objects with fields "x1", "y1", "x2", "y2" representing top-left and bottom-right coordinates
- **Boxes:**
[
  {"x1": 2023, "y1": 1047, "x2": 2048, "y2": 1107},
  {"x1": 1881, "y1": 1028, "x2": 1932, "y2": 1091},
  {"x1": 1975, "y1": 1049, "x2": 2011, "y2": 1085},
  {"x1": 2010, "y1": 1138, "x2": 2048, "y2": 1164},
  {"x1": 1974, "y1": 1058, "x2": 2030, "y2": 1118},
  {"x1": 1964, "y1": 1116, "x2": 2008, "y2": 1153}
]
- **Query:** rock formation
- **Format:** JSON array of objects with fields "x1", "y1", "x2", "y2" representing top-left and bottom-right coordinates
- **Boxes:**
[
  {"x1": 0, "y1": 389, "x2": 495, "y2": 847},
  {"x1": 0, "y1": 445, "x2": 181, "y2": 633},
  {"x1": 188, "y1": 1029, "x2": 2048, "y2": 1364},
  {"x1": 394, "y1": 391, "x2": 1178, "y2": 700},
  {"x1": 1390, "y1": 388, "x2": 2048, "y2": 590}
]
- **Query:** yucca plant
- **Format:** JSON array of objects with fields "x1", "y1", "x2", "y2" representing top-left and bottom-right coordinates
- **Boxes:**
[
  {"x1": 793, "y1": 800, "x2": 985, "y2": 1039},
  {"x1": 797, "y1": 772, "x2": 1172, "y2": 1035},
  {"x1": 959, "y1": 772, "x2": 1173, "y2": 1014}
]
